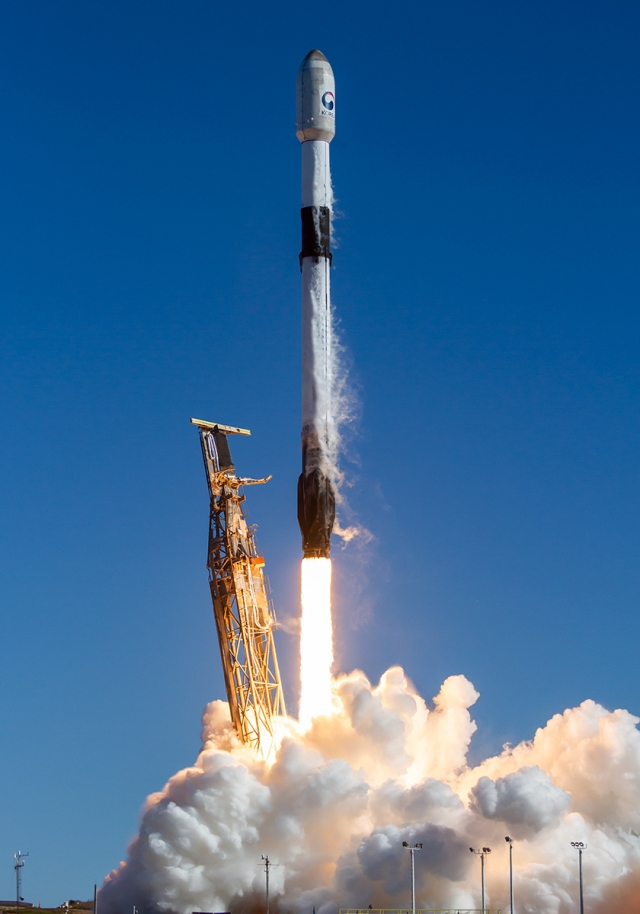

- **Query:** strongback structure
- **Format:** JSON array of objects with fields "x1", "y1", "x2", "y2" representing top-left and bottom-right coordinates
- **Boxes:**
[{"x1": 191, "y1": 418, "x2": 286, "y2": 754}]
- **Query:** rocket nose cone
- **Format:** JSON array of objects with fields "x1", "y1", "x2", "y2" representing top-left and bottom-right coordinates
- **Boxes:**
[
  {"x1": 304, "y1": 48, "x2": 328, "y2": 62},
  {"x1": 296, "y1": 48, "x2": 335, "y2": 143}
]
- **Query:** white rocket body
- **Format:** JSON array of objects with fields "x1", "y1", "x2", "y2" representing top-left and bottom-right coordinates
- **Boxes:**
[
  {"x1": 296, "y1": 50, "x2": 336, "y2": 559},
  {"x1": 301, "y1": 141, "x2": 332, "y2": 473}
]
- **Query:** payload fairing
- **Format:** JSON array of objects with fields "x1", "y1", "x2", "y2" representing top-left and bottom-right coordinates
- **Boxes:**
[{"x1": 296, "y1": 49, "x2": 337, "y2": 559}]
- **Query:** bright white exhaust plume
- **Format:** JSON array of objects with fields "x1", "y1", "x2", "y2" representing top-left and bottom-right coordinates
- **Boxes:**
[
  {"x1": 100, "y1": 668, "x2": 640, "y2": 914},
  {"x1": 299, "y1": 557, "x2": 334, "y2": 728}
]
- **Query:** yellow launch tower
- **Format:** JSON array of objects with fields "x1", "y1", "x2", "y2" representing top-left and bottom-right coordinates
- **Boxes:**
[{"x1": 191, "y1": 418, "x2": 286, "y2": 754}]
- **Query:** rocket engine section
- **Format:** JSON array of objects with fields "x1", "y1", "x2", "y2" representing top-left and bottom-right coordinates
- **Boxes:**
[
  {"x1": 297, "y1": 461, "x2": 336, "y2": 559},
  {"x1": 296, "y1": 49, "x2": 337, "y2": 559}
]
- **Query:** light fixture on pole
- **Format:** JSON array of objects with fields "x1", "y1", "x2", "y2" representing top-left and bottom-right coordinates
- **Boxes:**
[
  {"x1": 14, "y1": 851, "x2": 29, "y2": 914},
  {"x1": 505, "y1": 837, "x2": 514, "y2": 914},
  {"x1": 402, "y1": 841, "x2": 423, "y2": 914},
  {"x1": 570, "y1": 842, "x2": 586, "y2": 914},
  {"x1": 469, "y1": 847, "x2": 491, "y2": 914},
  {"x1": 261, "y1": 855, "x2": 271, "y2": 914},
  {"x1": 259, "y1": 854, "x2": 281, "y2": 914}
]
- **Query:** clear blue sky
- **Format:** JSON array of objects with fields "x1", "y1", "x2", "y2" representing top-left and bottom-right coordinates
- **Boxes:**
[{"x1": 1, "y1": 0, "x2": 639, "y2": 905}]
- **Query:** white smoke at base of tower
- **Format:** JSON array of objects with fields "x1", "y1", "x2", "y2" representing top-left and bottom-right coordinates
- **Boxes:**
[{"x1": 99, "y1": 666, "x2": 640, "y2": 914}]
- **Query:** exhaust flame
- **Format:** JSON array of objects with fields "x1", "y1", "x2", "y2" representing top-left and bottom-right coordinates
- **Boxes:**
[{"x1": 299, "y1": 557, "x2": 333, "y2": 728}]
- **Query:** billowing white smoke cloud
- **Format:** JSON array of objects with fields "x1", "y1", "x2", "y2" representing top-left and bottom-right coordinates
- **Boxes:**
[
  {"x1": 469, "y1": 767, "x2": 571, "y2": 834},
  {"x1": 100, "y1": 669, "x2": 640, "y2": 914}
]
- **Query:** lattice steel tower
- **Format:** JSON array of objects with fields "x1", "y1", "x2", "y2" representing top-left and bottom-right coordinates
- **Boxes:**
[{"x1": 191, "y1": 418, "x2": 286, "y2": 755}]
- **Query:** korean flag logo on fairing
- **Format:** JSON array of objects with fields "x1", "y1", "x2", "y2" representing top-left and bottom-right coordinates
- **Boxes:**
[{"x1": 322, "y1": 91, "x2": 335, "y2": 111}]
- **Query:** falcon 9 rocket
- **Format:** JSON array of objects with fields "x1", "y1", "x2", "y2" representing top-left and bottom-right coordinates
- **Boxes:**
[{"x1": 296, "y1": 49, "x2": 337, "y2": 559}]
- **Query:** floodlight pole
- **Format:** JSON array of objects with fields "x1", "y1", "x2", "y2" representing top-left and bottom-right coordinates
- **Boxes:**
[
  {"x1": 579, "y1": 848, "x2": 584, "y2": 914},
  {"x1": 505, "y1": 837, "x2": 514, "y2": 914},
  {"x1": 571, "y1": 842, "x2": 586, "y2": 914},
  {"x1": 261, "y1": 854, "x2": 280, "y2": 914},
  {"x1": 470, "y1": 847, "x2": 491, "y2": 914},
  {"x1": 402, "y1": 841, "x2": 422, "y2": 914}
]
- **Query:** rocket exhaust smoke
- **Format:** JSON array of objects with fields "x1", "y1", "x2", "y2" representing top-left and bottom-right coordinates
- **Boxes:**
[
  {"x1": 98, "y1": 50, "x2": 640, "y2": 914},
  {"x1": 100, "y1": 669, "x2": 640, "y2": 914}
]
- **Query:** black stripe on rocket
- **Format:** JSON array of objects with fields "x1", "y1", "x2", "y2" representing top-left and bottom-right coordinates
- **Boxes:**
[{"x1": 299, "y1": 206, "x2": 332, "y2": 267}]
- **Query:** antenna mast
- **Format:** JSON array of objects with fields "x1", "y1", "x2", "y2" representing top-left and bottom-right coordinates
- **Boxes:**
[
  {"x1": 14, "y1": 851, "x2": 28, "y2": 914},
  {"x1": 191, "y1": 419, "x2": 286, "y2": 755}
]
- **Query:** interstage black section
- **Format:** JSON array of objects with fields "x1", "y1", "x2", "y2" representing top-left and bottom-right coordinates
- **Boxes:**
[{"x1": 300, "y1": 205, "x2": 332, "y2": 265}]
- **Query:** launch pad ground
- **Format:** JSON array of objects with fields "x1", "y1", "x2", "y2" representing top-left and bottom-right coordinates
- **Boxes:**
[
  {"x1": 0, "y1": 904, "x2": 93, "y2": 914},
  {"x1": 340, "y1": 909, "x2": 502, "y2": 914}
]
